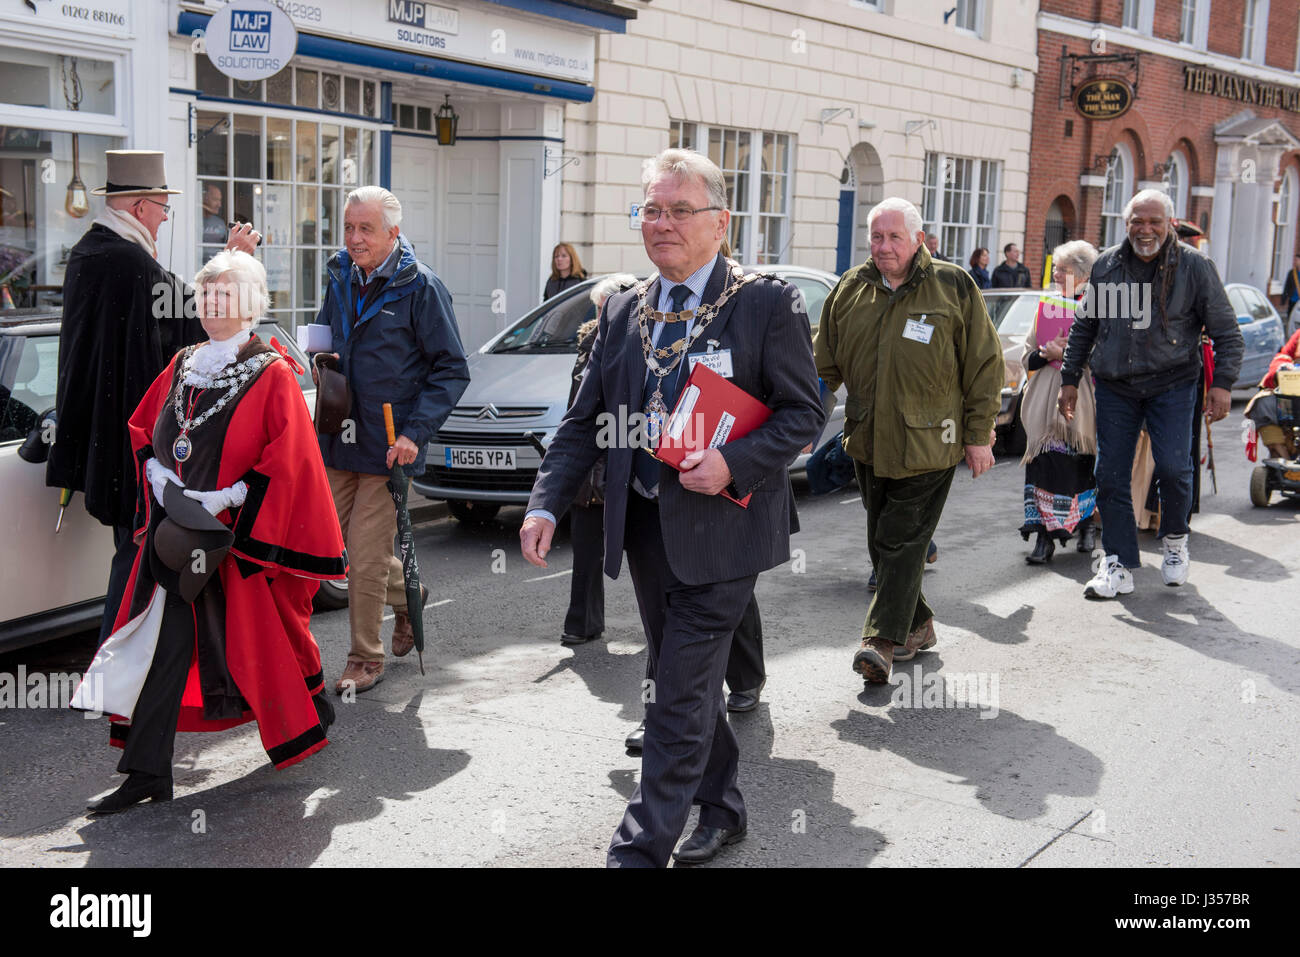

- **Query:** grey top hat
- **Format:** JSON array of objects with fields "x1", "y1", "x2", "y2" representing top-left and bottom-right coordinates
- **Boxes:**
[{"x1": 92, "y1": 150, "x2": 183, "y2": 197}]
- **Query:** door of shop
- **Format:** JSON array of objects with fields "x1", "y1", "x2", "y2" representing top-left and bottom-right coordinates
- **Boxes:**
[{"x1": 391, "y1": 135, "x2": 500, "y2": 350}]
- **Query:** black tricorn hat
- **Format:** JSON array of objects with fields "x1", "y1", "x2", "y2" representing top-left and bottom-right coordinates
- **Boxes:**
[{"x1": 151, "y1": 482, "x2": 235, "y2": 602}]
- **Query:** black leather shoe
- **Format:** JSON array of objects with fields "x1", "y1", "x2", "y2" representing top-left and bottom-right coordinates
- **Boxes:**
[
  {"x1": 726, "y1": 679, "x2": 765, "y2": 713},
  {"x1": 86, "y1": 772, "x2": 172, "y2": 814},
  {"x1": 1026, "y1": 532, "x2": 1055, "y2": 564},
  {"x1": 560, "y1": 632, "x2": 602, "y2": 646},
  {"x1": 625, "y1": 720, "x2": 645, "y2": 754},
  {"x1": 1077, "y1": 520, "x2": 1097, "y2": 553},
  {"x1": 672, "y1": 824, "x2": 746, "y2": 864}
]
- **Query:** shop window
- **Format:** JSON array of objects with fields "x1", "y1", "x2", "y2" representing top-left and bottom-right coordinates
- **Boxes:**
[
  {"x1": 194, "y1": 108, "x2": 380, "y2": 329},
  {"x1": 1101, "y1": 146, "x2": 1132, "y2": 249},
  {"x1": 1271, "y1": 168, "x2": 1296, "y2": 291},
  {"x1": 194, "y1": 60, "x2": 380, "y2": 119},
  {"x1": 0, "y1": 49, "x2": 116, "y2": 116},
  {"x1": 922, "y1": 152, "x2": 1000, "y2": 264},
  {"x1": 392, "y1": 103, "x2": 442, "y2": 134},
  {"x1": 666, "y1": 122, "x2": 793, "y2": 265},
  {"x1": 0, "y1": 131, "x2": 122, "y2": 310}
]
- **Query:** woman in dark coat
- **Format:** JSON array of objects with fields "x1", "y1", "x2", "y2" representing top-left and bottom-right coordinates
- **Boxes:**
[
  {"x1": 542, "y1": 242, "x2": 587, "y2": 301},
  {"x1": 968, "y1": 248, "x2": 991, "y2": 289},
  {"x1": 73, "y1": 250, "x2": 346, "y2": 813}
]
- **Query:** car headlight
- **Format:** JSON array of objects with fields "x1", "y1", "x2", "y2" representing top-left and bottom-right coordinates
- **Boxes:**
[{"x1": 1003, "y1": 357, "x2": 1025, "y2": 394}]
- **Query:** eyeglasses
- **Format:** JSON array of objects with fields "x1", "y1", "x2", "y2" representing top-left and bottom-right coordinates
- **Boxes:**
[
  {"x1": 638, "y1": 204, "x2": 723, "y2": 224},
  {"x1": 138, "y1": 198, "x2": 171, "y2": 215}
]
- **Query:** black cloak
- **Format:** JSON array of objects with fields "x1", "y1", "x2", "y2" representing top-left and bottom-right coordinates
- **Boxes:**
[{"x1": 46, "y1": 224, "x2": 203, "y2": 528}]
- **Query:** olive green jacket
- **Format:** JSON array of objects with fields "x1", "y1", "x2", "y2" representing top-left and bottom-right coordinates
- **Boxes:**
[{"x1": 814, "y1": 246, "x2": 1004, "y2": 479}]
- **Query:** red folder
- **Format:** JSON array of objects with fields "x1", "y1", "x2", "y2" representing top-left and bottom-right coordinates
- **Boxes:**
[{"x1": 652, "y1": 362, "x2": 771, "y2": 507}]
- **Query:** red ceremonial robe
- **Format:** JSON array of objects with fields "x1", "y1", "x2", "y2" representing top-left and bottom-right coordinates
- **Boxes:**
[{"x1": 85, "y1": 339, "x2": 347, "y2": 769}]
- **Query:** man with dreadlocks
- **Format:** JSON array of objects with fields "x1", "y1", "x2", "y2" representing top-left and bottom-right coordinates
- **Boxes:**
[{"x1": 1057, "y1": 188, "x2": 1242, "y2": 599}]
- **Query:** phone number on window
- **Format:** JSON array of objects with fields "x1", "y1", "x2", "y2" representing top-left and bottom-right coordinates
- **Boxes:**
[{"x1": 274, "y1": 1, "x2": 322, "y2": 22}]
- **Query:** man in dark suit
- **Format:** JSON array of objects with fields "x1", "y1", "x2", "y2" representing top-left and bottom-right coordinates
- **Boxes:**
[{"x1": 520, "y1": 149, "x2": 824, "y2": 867}]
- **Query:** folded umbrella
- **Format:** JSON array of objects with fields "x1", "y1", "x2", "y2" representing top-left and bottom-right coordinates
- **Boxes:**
[{"x1": 383, "y1": 403, "x2": 426, "y2": 675}]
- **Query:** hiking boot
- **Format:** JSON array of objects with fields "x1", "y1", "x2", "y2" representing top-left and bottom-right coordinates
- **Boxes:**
[
  {"x1": 853, "y1": 636, "x2": 894, "y2": 684},
  {"x1": 894, "y1": 618, "x2": 936, "y2": 662}
]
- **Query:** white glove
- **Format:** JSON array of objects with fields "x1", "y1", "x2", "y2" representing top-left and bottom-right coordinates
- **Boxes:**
[
  {"x1": 145, "y1": 457, "x2": 185, "y2": 504},
  {"x1": 183, "y1": 481, "x2": 249, "y2": 516}
]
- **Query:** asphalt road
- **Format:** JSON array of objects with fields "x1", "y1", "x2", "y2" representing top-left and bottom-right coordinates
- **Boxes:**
[{"x1": 1, "y1": 401, "x2": 1297, "y2": 867}]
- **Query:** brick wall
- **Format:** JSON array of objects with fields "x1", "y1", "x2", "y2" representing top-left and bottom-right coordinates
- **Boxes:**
[
  {"x1": 1027, "y1": 23, "x2": 1300, "y2": 295},
  {"x1": 1208, "y1": 0, "x2": 1246, "y2": 58},
  {"x1": 1265, "y1": 0, "x2": 1299, "y2": 70},
  {"x1": 561, "y1": 0, "x2": 1038, "y2": 276}
]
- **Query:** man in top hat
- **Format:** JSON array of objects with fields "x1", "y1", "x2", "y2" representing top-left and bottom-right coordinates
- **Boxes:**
[{"x1": 46, "y1": 149, "x2": 261, "y2": 642}]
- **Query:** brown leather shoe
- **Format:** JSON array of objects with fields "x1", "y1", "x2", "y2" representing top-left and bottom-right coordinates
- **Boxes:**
[
  {"x1": 334, "y1": 659, "x2": 384, "y2": 695},
  {"x1": 391, "y1": 612, "x2": 415, "y2": 657},
  {"x1": 894, "y1": 618, "x2": 937, "y2": 662},
  {"x1": 853, "y1": 636, "x2": 894, "y2": 684}
]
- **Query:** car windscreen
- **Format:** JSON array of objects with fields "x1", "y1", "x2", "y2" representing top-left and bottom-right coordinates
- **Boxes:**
[
  {"x1": 985, "y1": 294, "x2": 1039, "y2": 337},
  {"x1": 490, "y1": 287, "x2": 596, "y2": 354}
]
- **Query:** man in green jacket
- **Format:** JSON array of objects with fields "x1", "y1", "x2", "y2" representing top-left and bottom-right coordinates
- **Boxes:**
[{"x1": 814, "y1": 198, "x2": 1004, "y2": 683}]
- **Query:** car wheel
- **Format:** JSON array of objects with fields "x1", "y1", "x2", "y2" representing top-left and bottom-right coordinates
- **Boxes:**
[
  {"x1": 314, "y1": 578, "x2": 348, "y2": 611},
  {"x1": 1249, "y1": 465, "x2": 1272, "y2": 507},
  {"x1": 447, "y1": 500, "x2": 502, "y2": 525}
]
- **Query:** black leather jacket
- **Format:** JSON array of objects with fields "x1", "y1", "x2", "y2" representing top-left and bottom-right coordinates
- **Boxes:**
[{"x1": 1061, "y1": 238, "x2": 1243, "y2": 393}]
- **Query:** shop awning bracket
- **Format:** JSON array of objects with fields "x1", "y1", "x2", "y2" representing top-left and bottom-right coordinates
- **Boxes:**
[
  {"x1": 188, "y1": 105, "x2": 230, "y2": 147},
  {"x1": 544, "y1": 148, "x2": 580, "y2": 178}
]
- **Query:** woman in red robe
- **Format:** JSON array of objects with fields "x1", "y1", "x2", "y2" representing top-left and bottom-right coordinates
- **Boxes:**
[{"x1": 73, "y1": 250, "x2": 347, "y2": 813}]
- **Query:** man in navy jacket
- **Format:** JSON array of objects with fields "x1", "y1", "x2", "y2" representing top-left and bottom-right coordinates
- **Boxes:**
[{"x1": 312, "y1": 186, "x2": 469, "y2": 693}]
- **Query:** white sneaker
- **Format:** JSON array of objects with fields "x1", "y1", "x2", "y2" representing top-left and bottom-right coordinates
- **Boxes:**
[
  {"x1": 1161, "y1": 534, "x2": 1190, "y2": 586},
  {"x1": 1084, "y1": 554, "x2": 1135, "y2": 599}
]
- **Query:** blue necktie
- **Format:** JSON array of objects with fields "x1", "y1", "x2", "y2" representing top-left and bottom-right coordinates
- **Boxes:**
[{"x1": 634, "y1": 284, "x2": 692, "y2": 496}]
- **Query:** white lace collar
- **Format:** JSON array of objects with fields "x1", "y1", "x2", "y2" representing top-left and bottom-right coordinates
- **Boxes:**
[{"x1": 183, "y1": 329, "x2": 252, "y2": 385}]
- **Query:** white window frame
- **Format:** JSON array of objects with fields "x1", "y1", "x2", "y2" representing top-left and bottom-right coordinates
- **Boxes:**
[
  {"x1": 1102, "y1": 145, "x2": 1133, "y2": 249},
  {"x1": 0, "y1": 38, "x2": 128, "y2": 139},
  {"x1": 1121, "y1": 0, "x2": 1154, "y2": 35},
  {"x1": 954, "y1": 0, "x2": 983, "y2": 37},
  {"x1": 1272, "y1": 167, "x2": 1297, "y2": 293},
  {"x1": 1178, "y1": 0, "x2": 1210, "y2": 48},
  {"x1": 1164, "y1": 151, "x2": 1189, "y2": 220},
  {"x1": 1242, "y1": 0, "x2": 1269, "y2": 63},
  {"x1": 848, "y1": 0, "x2": 883, "y2": 9},
  {"x1": 670, "y1": 121, "x2": 795, "y2": 266},
  {"x1": 921, "y1": 152, "x2": 1001, "y2": 264}
]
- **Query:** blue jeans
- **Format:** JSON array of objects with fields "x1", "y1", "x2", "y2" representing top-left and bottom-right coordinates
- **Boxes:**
[{"x1": 1093, "y1": 380, "x2": 1197, "y2": 568}]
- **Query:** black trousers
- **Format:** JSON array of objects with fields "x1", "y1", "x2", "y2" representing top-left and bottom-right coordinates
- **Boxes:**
[
  {"x1": 609, "y1": 493, "x2": 755, "y2": 868},
  {"x1": 563, "y1": 502, "x2": 605, "y2": 638},
  {"x1": 117, "y1": 590, "x2": 193, "y2": 778},
  {"x1": 100, "y1": 524, "x2": 138, "y2": 644},
  {"x1": 855, "y1": 462, "x2": 956, "y2": 644}
]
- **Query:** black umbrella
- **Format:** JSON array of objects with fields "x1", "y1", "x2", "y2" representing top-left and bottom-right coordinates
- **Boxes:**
[{"x1": 384, "y1": 403, "x2": 426, "y2": 675}]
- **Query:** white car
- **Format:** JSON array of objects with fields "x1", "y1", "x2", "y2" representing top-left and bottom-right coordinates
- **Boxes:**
[{"x1": 0, "y1": 311, "x2": 316, "y2": 652}]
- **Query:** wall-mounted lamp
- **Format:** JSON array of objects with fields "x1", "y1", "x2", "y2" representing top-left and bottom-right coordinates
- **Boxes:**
[{"x1": 436, "y1": 95, "x2": 459, "y2": 146}]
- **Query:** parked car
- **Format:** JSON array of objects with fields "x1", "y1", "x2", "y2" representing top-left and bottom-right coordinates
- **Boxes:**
[
  {"x1": 1224, "y1": 283, "x2": 1286, "y2": 388},
  {"x1": 0, "y1": 309, "x2": 317, "y2": 652},
  {"x1": 980, "y1": 289, "x2": 1040, "y2": 455},
  {"x1": 413, "y1": 266, "x2": 845, "y2": 524}
]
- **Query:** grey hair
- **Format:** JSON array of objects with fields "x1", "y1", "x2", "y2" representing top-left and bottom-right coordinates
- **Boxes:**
[
  {"x1": 1051, "y1": 240, "x2": 1099, "y2": 281},
  {"x1": 867, "y1": 198, "x2": 924, "y2": 236},
  {"x1": 345, "y1": 185, "x2": 403, "y2": 229},
  {"x1": 1123, "y1": 188, "x2": 1175, "y2": 222},
  {"x1": 590, "y1": 272, "x2": 639, "y2": 307},
  {"x1": 641, "y1": 149, "x2": 728, "y2": 210},
  {"x1": 194, "y1": 249, "x2": 268, "y2": 321}
]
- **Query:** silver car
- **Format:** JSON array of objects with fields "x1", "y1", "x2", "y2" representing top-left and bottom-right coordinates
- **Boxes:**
[
  {"x1": 0, "y1": 310, "x2": 317, "y2": 651},
  {"x1": 413, "y1": 266, "x2": 844, "y2": 523}
]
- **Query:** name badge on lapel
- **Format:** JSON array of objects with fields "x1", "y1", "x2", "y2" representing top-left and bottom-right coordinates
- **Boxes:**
[
  {"x1": 903, "y1": 316, "x2": 934, "y2": 344},
  {"x1": 688, "y1": 349, "x2": 734, "y2": 377}
]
